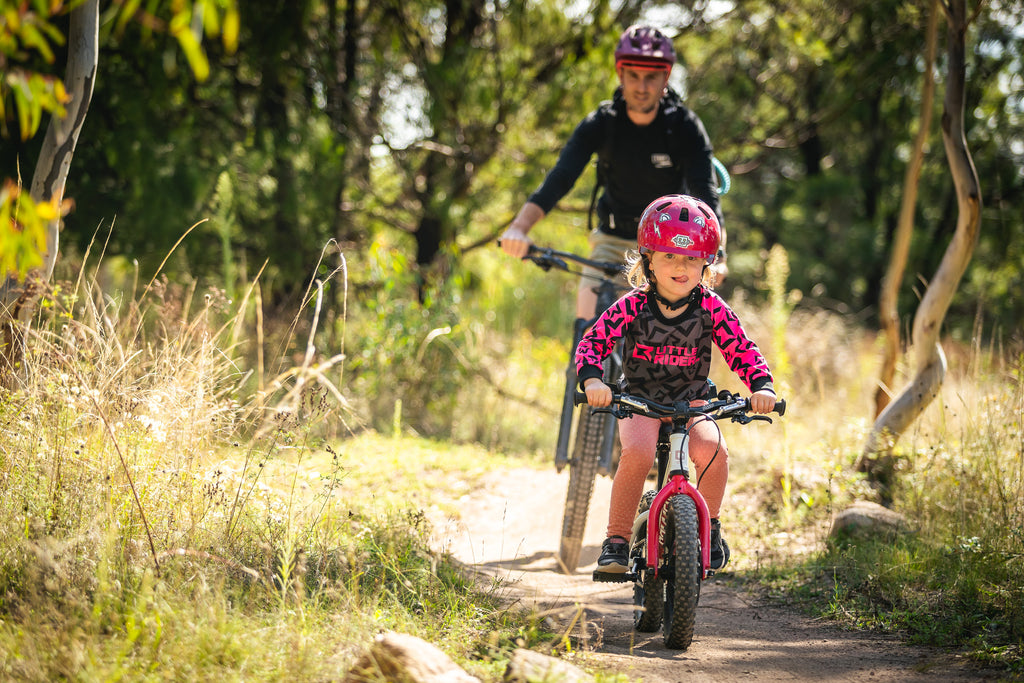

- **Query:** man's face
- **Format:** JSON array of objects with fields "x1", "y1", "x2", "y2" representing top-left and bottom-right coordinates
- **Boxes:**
[{"x1": 617, "y1": 67, "x2": 670, "y2": 116}]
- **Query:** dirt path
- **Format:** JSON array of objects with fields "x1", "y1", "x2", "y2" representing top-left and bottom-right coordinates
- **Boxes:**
[{"x1": 429, "y1": 467, "x2": 994, "y2": 682}]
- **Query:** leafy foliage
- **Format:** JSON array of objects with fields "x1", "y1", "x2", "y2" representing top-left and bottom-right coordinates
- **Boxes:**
[
  {"x1": 0, "y1": 180, "x2": 54, "y2": 278},
  {"x1": 0, "y1": 0, "x2": 239, "y2": 280},
  {"x1": 0, "y1": 1, "x2": 69, "y2": 140}
]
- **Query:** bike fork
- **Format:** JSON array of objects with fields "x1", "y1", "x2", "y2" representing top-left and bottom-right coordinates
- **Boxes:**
[{"x1": 646, "y1": 478, "x2": 713, "y2": 579}]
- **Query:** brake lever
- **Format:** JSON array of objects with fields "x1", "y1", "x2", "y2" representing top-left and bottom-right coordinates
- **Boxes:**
[
  {"x1": 589, "y1": 406, "x2": 632, "y2": 419},
  {"x1": 731, "y1": 414, "x2": 774, "y2": 425},
  {"x1": 527, "y1": 257, "x2": 554, "y2": 271}
]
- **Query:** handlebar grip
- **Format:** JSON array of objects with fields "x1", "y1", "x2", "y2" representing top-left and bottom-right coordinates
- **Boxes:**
[
  {"x1": 774, "y1": 399, "x2": 786, "y2": 416},
  {"x1": 574, "y1": 391, "x2": 588, "y2": 406}
]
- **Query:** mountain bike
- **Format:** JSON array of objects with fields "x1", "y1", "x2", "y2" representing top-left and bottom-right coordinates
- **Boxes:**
[
  {"x1": 578, "y1": 388, "x2": 786, "y2": 649},
  {"x1": 519, "y1": 245, "x2": 628, "y2": 572}
]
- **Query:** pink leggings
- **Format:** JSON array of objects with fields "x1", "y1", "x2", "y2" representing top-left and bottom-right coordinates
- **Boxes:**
[{"x1": 606, "y1": 414, "x2": 728, "y2": 541}]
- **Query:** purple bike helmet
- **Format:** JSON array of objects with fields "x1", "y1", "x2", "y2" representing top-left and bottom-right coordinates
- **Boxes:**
[{"x1": 614, "y1": 25, "x2": 676, "y2": 72}]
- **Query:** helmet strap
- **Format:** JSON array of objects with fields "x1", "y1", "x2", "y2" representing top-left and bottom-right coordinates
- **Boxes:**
[
  {"x1": 644, "y1": 255, "x2": 705, "y2": 311},
  {"x1": 651, "y1": 287, "x2": 700, "y2": 311}
]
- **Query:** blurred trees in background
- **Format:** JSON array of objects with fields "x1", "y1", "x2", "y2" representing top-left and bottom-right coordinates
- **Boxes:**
[{"x1": 3, "y1": 0, "x2": 1022, "y2": 337}]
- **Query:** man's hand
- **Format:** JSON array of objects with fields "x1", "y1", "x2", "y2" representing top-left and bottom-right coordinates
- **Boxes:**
[
  {"x1": 499, "y1": 226, "x2": 531, "y2": 258},
  {"x1": 500, "y1": 202, "x2": 545, "y2": 258}
]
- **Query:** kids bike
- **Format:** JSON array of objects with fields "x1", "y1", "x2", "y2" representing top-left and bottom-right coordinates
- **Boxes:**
[
  {"x1": 576, "y1": 387, "x2": 786, "y2": 649},
  {"x1": 519, "y1": 245, "x2": 628, "y2": 572}
]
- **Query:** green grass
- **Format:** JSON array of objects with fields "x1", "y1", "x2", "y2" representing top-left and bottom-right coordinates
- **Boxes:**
[
  {"x1": 0, "y1": 273, "x2": 568, "y2": 682},
  {"x1": 814, "y1": 380, "x2": 1024, "y2": 673},
  {"x1": 2, "y1": 242, "x2": 1023, "y2": 681}
]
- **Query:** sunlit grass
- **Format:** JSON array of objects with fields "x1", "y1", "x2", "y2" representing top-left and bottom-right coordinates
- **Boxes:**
[
  {"x1": 2, "y1": 236, "x2": 1022, "y2": 679},
  {"x1": 0, "y1": 267, "x2": 559, "y2": 682}
]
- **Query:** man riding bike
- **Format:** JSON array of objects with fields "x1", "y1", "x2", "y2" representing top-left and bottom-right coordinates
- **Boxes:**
[{"x1": 500, "y1": 24, "x2": 727, "y2": 322}]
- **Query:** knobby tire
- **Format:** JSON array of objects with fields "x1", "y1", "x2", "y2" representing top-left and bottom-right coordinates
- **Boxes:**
[
  {"x1": 632, "y1": 490, "x2": 663, "y2": 632},
  {"x1": 662, "y1": 494, "x2": 702, "y2": 649},
  {"x1": 558, "y1": 405, "x2": 605, "y2": 572}
]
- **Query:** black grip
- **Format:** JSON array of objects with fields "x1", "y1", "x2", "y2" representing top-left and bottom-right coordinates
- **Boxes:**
[
  {"x1": 574, "y1": 391, "x2": 588, "y2": 406},
  {"x1": 774, "y1": 399, "x2": 786, "y2": 416}
]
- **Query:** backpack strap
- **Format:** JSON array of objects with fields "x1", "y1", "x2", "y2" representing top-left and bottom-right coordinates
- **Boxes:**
[{"x1": 589, "y1": 101, "x2": 617, "y2": 232}]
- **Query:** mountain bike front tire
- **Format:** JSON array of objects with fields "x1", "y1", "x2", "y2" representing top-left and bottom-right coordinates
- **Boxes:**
[
  {"x1": 662, "y1": 493, "x2": 702, "y2": 649},
  {"x1": 557, "y1": 405, "x2": 605, "y2": 572},
  {"x1": 632, "y1": 490, "x2": 663, "y2": 632}
]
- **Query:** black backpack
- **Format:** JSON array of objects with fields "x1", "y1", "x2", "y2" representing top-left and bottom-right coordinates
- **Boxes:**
[{"x1": 587, "y1": 91, "x2": 729, "y2": 231}]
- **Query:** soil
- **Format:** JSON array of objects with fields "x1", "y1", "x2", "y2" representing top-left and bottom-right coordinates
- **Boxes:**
[{"x1": 429, "y1": 467, "x2": 1000, "y2": 683}]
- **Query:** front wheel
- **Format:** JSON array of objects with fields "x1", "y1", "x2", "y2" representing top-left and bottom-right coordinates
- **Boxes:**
[
  {"x1": 557, "y1": 405, "x2": 605, "y2": 572},
  {"x1": 662, "y1": 494, "x2": 702, "y2": 649}
]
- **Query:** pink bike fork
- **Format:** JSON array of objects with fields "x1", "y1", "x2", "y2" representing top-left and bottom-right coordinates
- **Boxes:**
[{"x1": 645, "y1": 475, "x2": 712, "y2": 579}]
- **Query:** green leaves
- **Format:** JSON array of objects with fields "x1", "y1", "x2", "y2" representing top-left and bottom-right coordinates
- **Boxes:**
[
  {"x1": 1, "y1": 0, "x2": 240, "y2": 280},
  {"x1": 0, "y1": 2, "x2": 70, "y2": 139},
  {"x1": 0, "y1": 180, "x2": 61, "y2": 279},
  {"x1": 113, "y1": 0, "x2": 240, "y2": 82}
]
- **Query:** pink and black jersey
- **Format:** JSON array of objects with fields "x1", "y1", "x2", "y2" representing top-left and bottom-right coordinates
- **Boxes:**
[{"x1": 575, "y1": 286, "x2": 774, "y2": 404}]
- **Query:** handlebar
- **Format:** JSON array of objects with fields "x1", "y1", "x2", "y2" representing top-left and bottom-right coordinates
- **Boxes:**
[
  {"x1": 501, "y1": 242, "x2": 626, "y2": 279},
  {"x1": 573, "y1": 389, "x2": 786, "y2": 425}
]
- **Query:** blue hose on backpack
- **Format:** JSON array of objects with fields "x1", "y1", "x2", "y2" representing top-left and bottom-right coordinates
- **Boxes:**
[{"x1": 712, "y1": 156, "x2": 731, "y2": 195}]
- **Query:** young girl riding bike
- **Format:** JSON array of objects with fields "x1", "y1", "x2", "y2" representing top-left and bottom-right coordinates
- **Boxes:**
[{"x1": 574, "y1": 194, "x2": 777, "y2": 576}]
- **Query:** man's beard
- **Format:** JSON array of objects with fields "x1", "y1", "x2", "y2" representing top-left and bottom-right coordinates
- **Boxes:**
[{"x1": 627, "y1": 101, "x2": 658, "y2": 115}]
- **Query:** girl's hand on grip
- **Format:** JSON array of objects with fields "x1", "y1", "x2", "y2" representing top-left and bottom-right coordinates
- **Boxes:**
[
  {"x1": 584, "y1": 379, "x2": 612, "y2": 408},
  {"x1": 749, "y1": 389, "x2": 776, "y2": 415}
]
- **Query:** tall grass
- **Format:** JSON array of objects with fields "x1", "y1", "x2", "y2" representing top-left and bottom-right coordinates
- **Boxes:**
[
  {"x1": 5, "y1": 232, "x2": 1021, "y2": 678},
  {"x1": 0, "y1": 258, "x2": 553, "y2": 681},
  {"x1": 810, "y1": 357, "x2": 1024, "y2": 671},
  {"x1": 710, "y1": 250, "x2": 1024, "y2": 673}
]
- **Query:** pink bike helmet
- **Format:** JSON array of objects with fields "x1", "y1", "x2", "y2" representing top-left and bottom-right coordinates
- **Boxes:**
[
  {"x1": 614, "y1": 25, "x2": 676, "y2": 71},
  {"x1": 637, "y1": 195, "x2": 720, "y2": 264}
]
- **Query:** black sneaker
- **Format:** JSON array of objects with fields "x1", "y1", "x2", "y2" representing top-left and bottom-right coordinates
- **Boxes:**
[
  {"x1": 596, "y1": 536, "x2": 629, "y2": 574},
  {"x1": 709, "y1": 518, "x2": 731, "y2": 570}
]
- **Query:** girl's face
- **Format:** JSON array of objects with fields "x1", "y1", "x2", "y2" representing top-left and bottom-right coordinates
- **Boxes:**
[{"x1": 648, "y1": 251, "x2": 705, "y2": 301}]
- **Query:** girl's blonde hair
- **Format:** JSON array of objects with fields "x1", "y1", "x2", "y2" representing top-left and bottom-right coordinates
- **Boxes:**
[
  {"x1": 625, "y1": 249, "x2": 717, "y2": 290},
  {"x1": 625, "y1": 250, "x2": 649, "y2": 289}
]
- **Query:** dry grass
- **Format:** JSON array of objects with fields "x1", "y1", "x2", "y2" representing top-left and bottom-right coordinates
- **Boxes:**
[{"x1": 0, "y1": 260, "x2": 557, "y2": 681}]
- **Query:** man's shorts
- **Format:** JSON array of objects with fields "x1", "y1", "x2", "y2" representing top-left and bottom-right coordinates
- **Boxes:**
[{"x1": 580, "y1": 229, "x2": 635, "y2": 289}]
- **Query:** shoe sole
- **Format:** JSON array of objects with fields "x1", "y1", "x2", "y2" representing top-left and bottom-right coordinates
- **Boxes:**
[{"x1": 594, "y1": 563, "x2": 629, "y2": 574}]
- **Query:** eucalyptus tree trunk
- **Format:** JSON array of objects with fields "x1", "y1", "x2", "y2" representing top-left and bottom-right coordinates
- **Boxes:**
[
  {"x1": 874, "y1": 0, "x2": 940, "y2": 418},
  {"x1": 0, "y1": 0, "x2": 98, "y2": 385},
  {"x1": 859, "y1": 0, "x2": 983, "y2": 498}
]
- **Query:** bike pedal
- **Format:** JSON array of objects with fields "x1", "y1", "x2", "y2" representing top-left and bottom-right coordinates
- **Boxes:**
[{"x1": 592, "y1": 570, "x2": 637, "y2": 583}]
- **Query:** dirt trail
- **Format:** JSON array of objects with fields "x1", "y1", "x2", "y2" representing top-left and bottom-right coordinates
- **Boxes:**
[{"x1": 429, "y1": 467, "x2": 995, "y2": 683}]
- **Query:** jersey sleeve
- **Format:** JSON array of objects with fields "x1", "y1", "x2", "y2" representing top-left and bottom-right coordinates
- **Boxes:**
[
  {"x1": 574, "y1": 290, "x2": 644, "y2": 387},
  {"x1": 705, "y1": 291, "x2": 774, "y2": 393},
  {"x1": 527, "y1": 109, "x2": 605, "y2": 213}
]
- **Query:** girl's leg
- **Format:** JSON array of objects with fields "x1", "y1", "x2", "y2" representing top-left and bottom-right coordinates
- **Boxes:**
[
  {"x1": 688, "y1": 418, "x2": 728, "y2": 518},
  {"x1": 607, "y1": 414, "x2": 661, "y2": 540}
]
